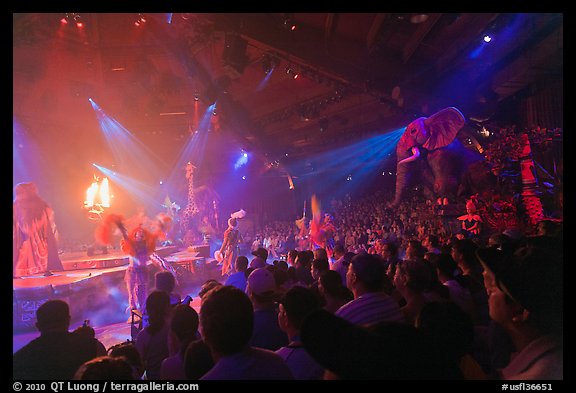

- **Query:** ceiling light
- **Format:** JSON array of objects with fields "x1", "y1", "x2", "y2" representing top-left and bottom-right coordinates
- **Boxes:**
[
  {"x1": 286, "y1": 67, "x2": 299, "y2": 79},
  {"x1": 410, "y1": 14, "x2": 429, "y2": 24}
]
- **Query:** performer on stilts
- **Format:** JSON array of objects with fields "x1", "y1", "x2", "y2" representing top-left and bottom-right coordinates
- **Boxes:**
[{"x1": 96, "y1": 212, "x2": 175, "y2": 315}]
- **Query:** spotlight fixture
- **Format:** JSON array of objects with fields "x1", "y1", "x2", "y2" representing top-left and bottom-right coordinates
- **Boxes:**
[
  {"x1": 283, "y1": 14, "x2": 297, "y2": 31},
  {"x1": 134, "y1": 13, "x2": 146, "y2": 27},
  {"x1": 286, "y1": 67, "x2": 299, "y2": 79},
  {"x1": 61, "y1": 13, "x2": 83, "y2": 27},
  {"x1": 73, "y1": 13, "x2": 83, "y2": 28}
]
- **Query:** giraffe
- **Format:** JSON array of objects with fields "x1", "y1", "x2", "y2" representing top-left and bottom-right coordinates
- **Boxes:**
[{"x1": 181, "y1": 161, "x2": 200, "y2": 243}]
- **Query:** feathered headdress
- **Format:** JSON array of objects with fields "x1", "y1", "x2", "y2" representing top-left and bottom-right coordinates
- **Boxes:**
[
  {"x1": 465, "y1": 199, "x2": 477, "y2": 212},
  {"x1": 228, "y1": 209, "x2": 247, "y2": 229}
]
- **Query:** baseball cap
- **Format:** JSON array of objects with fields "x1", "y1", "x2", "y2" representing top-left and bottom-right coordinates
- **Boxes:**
[
  {"x1": 247, "y1": 267, "x2": 276, "y2": 296},
  {"x1": 251, "y1": 247, "x2": 268, "y2": 261}
]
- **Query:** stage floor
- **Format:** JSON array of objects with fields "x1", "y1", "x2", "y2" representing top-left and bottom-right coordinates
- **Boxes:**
[{"x1": 13, "y1": 245, "x2": 221, "y2": 337}]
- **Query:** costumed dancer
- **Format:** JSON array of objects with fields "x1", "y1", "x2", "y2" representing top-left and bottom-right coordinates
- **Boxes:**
[
  {"x1": 215, "y1": 209, "x2": 246, "y2": 277},
  {"x1": 13, "y1": 182, "x2": 63, "y2": 278},
  {"x1": 96, "y1": 212, "x2": 175, "y2": 315},
  {"x1": 457, "y1": 198, "x2": 483, "y2": 239},
  {"x1": 309, "y1": 194, "x2": 337, "y2": 259},
  {"x1": 295, "y1": 200, "x2": 309, "y2": 251}
]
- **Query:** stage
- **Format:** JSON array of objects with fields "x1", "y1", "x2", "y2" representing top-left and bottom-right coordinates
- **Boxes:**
[{"x1": 13, "y1": 244, "x2": 219, "y2": 335}]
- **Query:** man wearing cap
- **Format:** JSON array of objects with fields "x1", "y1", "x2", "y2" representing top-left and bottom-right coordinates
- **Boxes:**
[
  {"x1": 246, "y1": 267, "x2": 288, "y2": 351},
  {"x1": 249, "y1": 247, "x2": 269, "y2": 269},
  {"x1": 477, "y1": 245, "x2": 563, "y2": 380}
]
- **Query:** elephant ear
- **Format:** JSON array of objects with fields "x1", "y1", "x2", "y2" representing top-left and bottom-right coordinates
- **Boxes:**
[{"x1": 422, "y1": 107, "x2": 466, "y2": 150}]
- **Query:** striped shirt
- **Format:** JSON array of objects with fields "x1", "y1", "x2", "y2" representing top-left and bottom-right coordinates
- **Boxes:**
[{"x1": 335, "y1": 292, "x2": 405, "y2": 326}]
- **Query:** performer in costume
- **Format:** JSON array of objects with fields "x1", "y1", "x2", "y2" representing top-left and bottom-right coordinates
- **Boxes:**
[
  {"x1": 309, "y1": 195, "x2": 337, "y2": 259},
  {"x1": 458, "y1": 199, "x2": 483, "y2": 239},
  {"x1": 96, "y1": 213, "x2": 175, "y2": 314},
  {"x1": 13, "y1": 182, "x2": 63, "y2": 278},
  {"x1": 295, "y1": 200, "x2": 309, "y2": 251},
  {"x1": 216, "y1": 209, "x2": 246, "y2": 276}
]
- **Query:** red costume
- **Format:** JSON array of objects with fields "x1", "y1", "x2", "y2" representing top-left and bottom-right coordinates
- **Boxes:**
[
  {"x1": 309, "y1": 195, "x2": 337, "y2": 258},
  {"x1": 13, "y1": 182, "x2": 63, "y2": 277},
  {"x1": 96, "y1": 213, "x2": 172, "y2": 313},
  {"x1": 216, "y1": 209, "x2": 246, "y2": 276}
]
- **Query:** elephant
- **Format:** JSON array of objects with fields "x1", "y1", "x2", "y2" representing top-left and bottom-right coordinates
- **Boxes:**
[{"x1": 389, "y1": 107, "x2": 489, "y2": 207}]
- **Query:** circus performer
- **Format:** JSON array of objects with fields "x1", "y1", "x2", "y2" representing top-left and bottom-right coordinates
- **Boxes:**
[
  {"x1": 215, "y1": 209, "x2": 246, "y2": 276},
  {"x1": 13, "y1": 182, "x2": 63, "y2": 278},
  {"x1": 458, "y1": 198, "x2": 483, "y2": 239},
  {"x1": 309, "y1": 195, "x2": 337, "y2": 258},
  {"x1": 295, "y1": 215, "x2": 309, "y2": 251},
  {"x1": 96, "y1": 213, "x2": 175, "y2": 314}
]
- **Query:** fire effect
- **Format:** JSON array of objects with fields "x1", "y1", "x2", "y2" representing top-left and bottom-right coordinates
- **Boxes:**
[{"x1": 84, "y1": 176, "x2": 112, "y2": 220}]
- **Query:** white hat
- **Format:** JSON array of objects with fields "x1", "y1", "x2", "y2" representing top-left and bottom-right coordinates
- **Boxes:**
[{"x1": 247, "y1": 268, "x2": 276, "y2": 296}]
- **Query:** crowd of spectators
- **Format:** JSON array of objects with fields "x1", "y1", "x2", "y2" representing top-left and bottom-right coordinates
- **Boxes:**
[{"x1": 14, "y1": 124, "x2": 562, "y2": 380}]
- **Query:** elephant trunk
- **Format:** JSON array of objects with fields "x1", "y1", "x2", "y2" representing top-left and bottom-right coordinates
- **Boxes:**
[{"x1": 390, "y1": 160, "x2": 412, "y2": 207}]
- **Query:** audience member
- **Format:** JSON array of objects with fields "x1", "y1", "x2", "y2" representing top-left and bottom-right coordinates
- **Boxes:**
[
  {"x1": 451, "y1": 238, "x2": 489, "y2": 326},
  {"x1": 294, "y1": 250, "x2": 314, "y2": 286},
  {"x1": 276, "y1": 286, "x2": 324, "y2": 379},
  {"x1": 476, "y1": 245, "x2": 563, "y2": 379},
  {"x1": 183, "y1": 339, "x2": 214, "y2": 379},
  {"x1": 246, "y1": 268, "x2": 288, "y2": 351},
  {"x1": 134, "y1": 290, "x2": 171, "y2": 380},
  {"x1": 72, "y1": 320, "x2": 107, "y2": 356},
  {"x1": 108, "y1": 340, "x2": 144, "y2": 380},
  {"x1": 224, "y1": 255, "x2": 249, "y2": 291},
  {"x1": 73, "y1": 355, "x2": 135, "y2": 380},
  {"x1": 250, "y1": 247, "x2": 269, "y2": 269},
  {"x1": 154, "y1": 271, "x2": 181, "y2": 306},
  {"x1": 199, "y1": 285, "x2": 293, "y2": 379},
  {"x1": 197, "y1": 279, "x2": 223, "y2": 304},
  {"x1": 330, "y1": 243, "x2": 348, "y2": 285},
  {"x1": 301, "y1": 309, "x2": 460, "y2": 379},
  {"x1": 13, "y1": 299, "x2": 106, "y2": 380},
  {"x1": 318, "y1": 269, "x2": 353, "y2": 314},
  {"x1": 416, "y1": 301, "x2": 487, "y2": 379},
  {"x1": 336, "y1": 253, "x2": 404, "y2": 325},
  {"x1": 161, "y1": 304, "x2": 200, "y2": 380},
  {"x1": 434, "y1": 253, "x2": 476, "y2": 320},
  {"x1": 393, "y1": 259, "x2": 433, "y2": 325}
]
